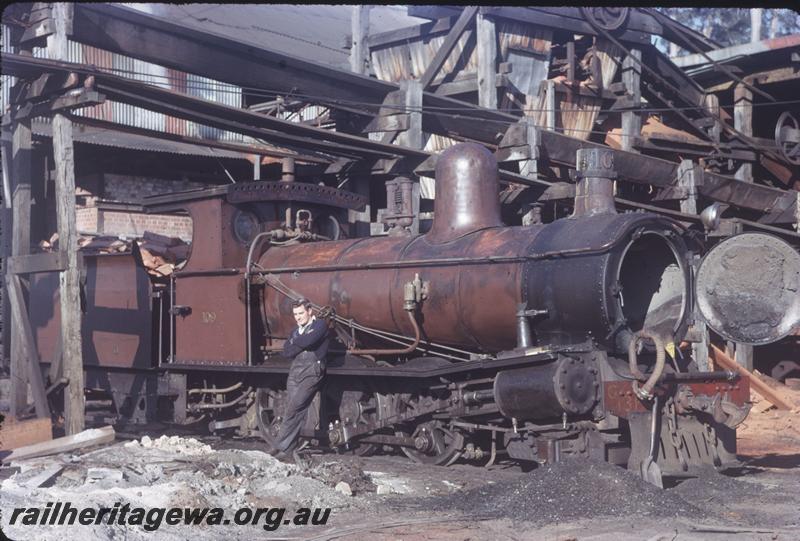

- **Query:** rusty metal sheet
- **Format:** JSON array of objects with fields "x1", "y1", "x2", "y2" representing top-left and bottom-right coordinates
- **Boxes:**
[
  {"x1": 174, "y1": 274, "x2": 247, "y2": 365},
  {"x1": 30, "y1": 253, "x2": 153, "y2": 369},
  {"x1": 604, "y1": 379, "x2": 749, "y2": 417}
]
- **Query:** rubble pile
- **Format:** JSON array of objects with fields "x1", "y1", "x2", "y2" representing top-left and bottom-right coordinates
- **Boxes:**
[
  {"x1": 135, "y1": 231, "x2": 190, "y2": 277},
  {"x1": 0, "y1": 435, "x2": 357, "y2": 540},
  {"x1": 40, "y1": 231, "x2": 191, "y2": 278}
]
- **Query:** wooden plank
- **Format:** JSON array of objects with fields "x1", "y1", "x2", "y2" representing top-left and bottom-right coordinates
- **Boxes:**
[
  {"x1": 367, "y1": 16, "x2": 455, "y2": 49},
  {"x1": 419, "y1": 6, "x2": 478, "y2": 89},
  {"x1": 5, "y1": 274, "x2": 50, "y2": 419},
  {"x1": 0, "y1": 417, "x2": 52, "y2": 451},
  {"x1": 435, "y1": 75, "x2": 478, "y2": 97},
  {"x1": 621, "y1": 48, "x2": 642, "y2": 152},
  {"x1": 349, "y1": 6, "x2": 370, "y2": 75},
  {"x1": 476, "y1": 12, "x2": 497, "y2": 109},
  {"x1": 710, "y1": 344, "x2": 793, "y2": 410},
  {"x1": 22, "y1": 464, "x2": 64, "y2": 488},
  {"x1": 48, "y1": 2, "x2": 85, "y2": 436},
  {"x1": 7, "y1": 251, "x2": 68, "y2": 275},
  {"x1": 3, "y1": 425, "x2": 115, "y2": 461}
]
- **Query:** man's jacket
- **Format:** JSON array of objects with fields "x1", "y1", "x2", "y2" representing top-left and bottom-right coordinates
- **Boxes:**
[{"x1": 282, "y1": 318, "x2": 329, "y2": 364}]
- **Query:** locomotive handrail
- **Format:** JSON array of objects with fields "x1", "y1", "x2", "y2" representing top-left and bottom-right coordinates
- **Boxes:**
[{"x1": 250, "y1": 221, "x2": 684, "y2": 276}]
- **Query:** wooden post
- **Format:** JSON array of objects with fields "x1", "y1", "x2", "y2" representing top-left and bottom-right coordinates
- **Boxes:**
[
  {"x1": 399, "y1": 79, "x2": 423, "y2": 235},
  {"x1": 732, "y1": 83, "x2": 754, "y2": 371},
  {"x1": 734, "y1": 84, "x2": 753, "y2": 183},
  {"x1": 349, "y1": 6, "x2": 370, "y2": 75},
  {"x1": 621, "y1": 49, "x2": 642, "y2": 152},
  {"x1": 9, "y1": 105, "x2": 33, "y2": 418},
  {"x1": 519, "y1": 119, "x2": 539, "y2": 178},
  {"x1": 347, "y1": 6, "x2": 372, "y2": 236},
  {"x1": 545, "y1": 80, "x2": 556, "y2": 130},
  {"x1": 48, "y1": 2, "x2": 85, "y2": 435},
  {"x1": 704, "y1": 94, "x2": 721, "y2": 143},
  {"x1": 566, "y1": 41, "x2": 576, "y2": 82},
  {"x1": 5, "y1": 274, "x2": 49, "y2": 419},
  {"x1": 1, "y1": 137, "x2": 12, "y2": 377},
  {"x1": 476, "y1": 11, "x2": 497, "y2": 110},
  {"x1": 795, "y1": 191, "x2": 800, "y2": 233},
  {"x1": 677, "y1": 159, "x2": 699, "y2": 216},
  {"x1": 676, "y1": 159, "x2": 708, "y2": 371}
]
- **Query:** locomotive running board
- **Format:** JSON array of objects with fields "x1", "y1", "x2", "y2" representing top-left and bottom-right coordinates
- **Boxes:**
[{"x1": 163, "y1": 348, "x2": 574, "y2": 378}]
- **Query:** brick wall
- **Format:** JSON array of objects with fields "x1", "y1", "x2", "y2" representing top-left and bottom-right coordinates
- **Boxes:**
[
  {"x1": 103, "y1": 173, "x2": 206, "y2": 203},
  {"x1": 76, "y1": 207, "x2": 193, "y2": 242}
]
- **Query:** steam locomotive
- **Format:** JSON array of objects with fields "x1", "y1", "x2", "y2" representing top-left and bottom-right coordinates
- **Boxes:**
[{"x1": 32, "y1": 143, "x2": 800, "y2": 485}]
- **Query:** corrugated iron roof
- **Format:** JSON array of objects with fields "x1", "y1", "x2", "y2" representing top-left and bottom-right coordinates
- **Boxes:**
[{"x1": 31, "y1": 121, "x2": 249, "y2": 159}]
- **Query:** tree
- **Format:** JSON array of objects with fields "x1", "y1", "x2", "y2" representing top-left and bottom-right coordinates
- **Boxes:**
[{"x1": 654, "y1": 8, "x2": 800, "y2": 55}]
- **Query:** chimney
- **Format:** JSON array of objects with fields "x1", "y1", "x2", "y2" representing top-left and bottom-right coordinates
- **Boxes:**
[
  {"x1": 572, "y1": 148, "x2": 617, "y2": 217},
  {"x1": 426, "y1": 143, "x2": 502, "y2": 243}
]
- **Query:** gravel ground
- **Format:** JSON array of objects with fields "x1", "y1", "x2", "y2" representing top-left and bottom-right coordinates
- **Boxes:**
[{"x1": 425, "y1": 457, "x2": 705, "y2": 523}]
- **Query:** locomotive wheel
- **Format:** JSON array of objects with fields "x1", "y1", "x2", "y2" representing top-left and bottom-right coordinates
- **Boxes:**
[
  {"x1": 255, "y1": 387, "x2": 285, "y2": 448},
  {"x1": 399, "y1": 420, "x2": 464, "y2": 466},
  {"x1": 337, "y1": 389, "x2": 380, "y2": 456}
]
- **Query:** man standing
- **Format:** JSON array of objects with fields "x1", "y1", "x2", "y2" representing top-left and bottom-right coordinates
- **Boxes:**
[{"x1": 272, "y1": 298, "x2": 329, "y2": 462}]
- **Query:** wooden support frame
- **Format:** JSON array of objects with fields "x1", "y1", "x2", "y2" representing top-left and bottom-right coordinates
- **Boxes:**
[
  {"x1": 11, "y1": 88, "x2": 106, "y2": 121},
  {"x1": 419, "y1": 6, "x2": 478, "y2": 89},
  {"x1": 5, "y1": 51, "x2": 796, "y2": 222}
]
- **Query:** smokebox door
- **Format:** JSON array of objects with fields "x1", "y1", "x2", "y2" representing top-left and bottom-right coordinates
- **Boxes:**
[{"x1": 695, "y1": 232, "x2": 800, "y2": 345}]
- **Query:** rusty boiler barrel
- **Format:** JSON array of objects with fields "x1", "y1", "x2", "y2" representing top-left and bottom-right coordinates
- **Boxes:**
[{"x1": 259, "y1": 144, "x2": 692, "y2": 354}]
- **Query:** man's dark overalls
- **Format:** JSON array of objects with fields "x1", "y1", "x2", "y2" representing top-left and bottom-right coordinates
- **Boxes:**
[{"x1": 273, "y1": 316, "x2": 329, "y2": 454}]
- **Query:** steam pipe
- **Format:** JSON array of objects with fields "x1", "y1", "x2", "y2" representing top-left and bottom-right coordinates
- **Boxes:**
[
  {"x1": 188, "y1": 387, "x2": 253, "y2": 411},
  {"x1": 348, "y1": 310, "x2": 421, "y2": 356},
  {"x1": 629, "y1": 330, "x2": 666, "y2": 399},
  {"x1": 188, "y1": 382, "x2": 244, "y2": 395}
]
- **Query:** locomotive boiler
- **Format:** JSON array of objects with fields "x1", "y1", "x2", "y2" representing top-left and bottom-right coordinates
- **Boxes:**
[{"x1": 31, "y1": 142, "x2": 800, "y2": 486}]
